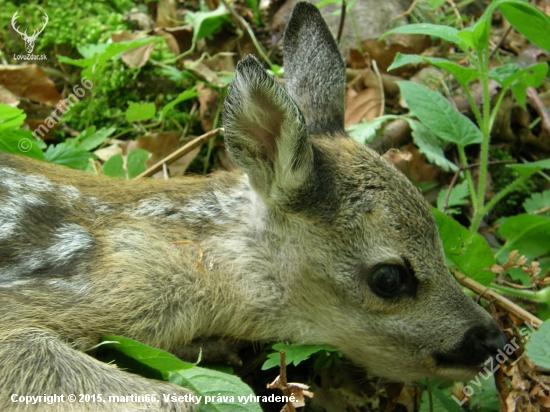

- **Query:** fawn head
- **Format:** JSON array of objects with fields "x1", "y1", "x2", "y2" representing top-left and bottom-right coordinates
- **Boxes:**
[{"x1": 221, "y1": 2, "x2": 506, "y2": 382}]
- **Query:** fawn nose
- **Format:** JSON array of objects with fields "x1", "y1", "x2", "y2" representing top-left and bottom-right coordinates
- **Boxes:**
[{"x1": 434, "y1": 324, "x2": 509, "y2": 367}]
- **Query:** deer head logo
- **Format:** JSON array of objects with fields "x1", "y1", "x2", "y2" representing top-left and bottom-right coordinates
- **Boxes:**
[{"x1": 11, "y1": 11, "x2": 49, "y2": 54}]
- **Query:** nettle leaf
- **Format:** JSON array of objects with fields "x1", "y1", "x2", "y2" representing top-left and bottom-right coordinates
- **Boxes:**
[
  {"x1": 101, "y1": 336, "x2": 261, "y2": 412},
  {"x1": 44, "y1": 143, "x2": 96, "y2": 170},
  {"x1": 457, "y1": 17, "x2": 490, "y2": 51},
  {"x1": 127, "y1": 149, "x2": 149, "y2": 179},
  {"x1": 0, "y1": 130, "x2": 45, "y2": 161},
  {"x1": 524, "y1": 189, "x2": 550, "y2": 215},
  {"x1": 407, "y1": 119, "x2": 458, "y2": 172},
  {"x1": 102, "y1": 154, "x2": 125, "y2": 178},
  {"x1": 262, "y1": 344, "x2": 341, "y2": 370},
  {"x1": 526, "y1": 320, "x2": 550, "y2": 369},
  {"x1": 347, "y1": 116, "x2": 391, "y2": 144},
  {"x1": 398, "y1": 82, "x2": 482, "y2": 146},
  {"x1": 498, "y1": 0, "x2": 550, "y2": 53},
  {"x1": 380, "y1": 24, "x2": 465, "y2": 48},
  {"x1": 498, "y1": 214, "x2": 550, "y2": 259},
  {"x1": 436, "y1": 181, "x2": 470, "y2": 215},
  {"x1": 126, "y1": 102, "x2": 157, "y2": 123},
  {"x1": 433, "y1": 208, "x2": 495, "y2": 284},
  {"x1": 388, "y1": 53, "x2": 480, "y2": 85}
]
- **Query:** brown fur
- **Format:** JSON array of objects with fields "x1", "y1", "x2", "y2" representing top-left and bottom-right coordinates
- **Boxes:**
[{"x1": 0, "y1": 3, "x2": 506, "y2": 411}]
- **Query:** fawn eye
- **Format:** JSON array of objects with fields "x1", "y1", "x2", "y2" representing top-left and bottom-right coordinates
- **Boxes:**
[{"x1": 369, "y1": 265, "x2": 406, "y2": 297}]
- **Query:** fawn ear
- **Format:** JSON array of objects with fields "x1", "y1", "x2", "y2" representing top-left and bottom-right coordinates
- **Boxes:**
[
  {"x1": 283, "y1": 1, "x2": 346, "y2": 135},
  {"x1": 222, "y1": 55, "x2": 313, "y2": 202}
]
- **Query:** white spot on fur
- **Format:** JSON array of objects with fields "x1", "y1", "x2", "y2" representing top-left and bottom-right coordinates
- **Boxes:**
[{"x1": 46, "y1": 223, "x2": 93, "y2": 263}]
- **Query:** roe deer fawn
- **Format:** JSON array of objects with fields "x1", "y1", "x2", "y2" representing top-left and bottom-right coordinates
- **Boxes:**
[{"x1": 0, "y1": 2, "x2": 506, "y2": 411}]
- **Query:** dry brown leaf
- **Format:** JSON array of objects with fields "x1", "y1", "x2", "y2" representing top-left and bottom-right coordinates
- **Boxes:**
[
  {"x1": 153, "y1": 28, "x2": 180, "y2": 55},
  {"x1": 287, "y1": 383, "x2": 314, "y2": 408},
  {"x1": 157, "y1": 0, "x2": 178, "y2": 28},
  {"x1": 184, "y1": 60, "x2": 223, "y2": 86},
  {"x1": 503, "y1": 250, "x2": 528, "y2": 271},
  {"x1": 382, "y1": 148, "x2": 412, "y2": 165},
  {"x1": 197, "y1": 84, "x2": 218, "y2": 132},
  {"x1": 125, "y1": 132, "x2": 200, "y2": 177},
  {"x1": 490, "y1": 264, "x2": 505, "y2": 274},
  {"x1": 0, "y1": 86, "x2": 20, "y2": 106},
  {"x1": 524, "y1": 261, "x2": 542, "y2": 278},
  {"x1": 344, "y1": 69, "x2": 382, "y2": 127},
  {"x1": 111, "y1": 31, "x2": 156, "y2": 69},
  {"x1": 0, "y1": 65, "x2": 62, "y2": 107}
]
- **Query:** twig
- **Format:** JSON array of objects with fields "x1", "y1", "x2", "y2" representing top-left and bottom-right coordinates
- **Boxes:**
[
  {"x1": 219, "y1": 0, "x2": 274, "y2": 68},
  {"x1": 393, "y1": 0, "x2": 419, "y2": 20},
  {"x1": 134, "y1": 128, "x2": 220, "y2": 179},
  {"x1": 279, "y1": 350, "x2": 296, "y2": 412},
  {"x1": 453, "y1": 270, "x2": 543, "y2": 328},
  {"x1": 172, "y1": 240, "x2": 206, "y2": 274},
  {"x1": 371, "y1": 60, "x2": 385, "y2": 118},
  {"x1": 488, "y1": 25, "x2": 513, "y2": 61},
  {"x1": 336, "y1": 0, "x2": 347, "y2": 44},
  {"x1": 527, "y1": 87, "x2": 550, "y2": 136},
  {"x1": 445, "y1": 0, "x2": 464, "y2": 29}
]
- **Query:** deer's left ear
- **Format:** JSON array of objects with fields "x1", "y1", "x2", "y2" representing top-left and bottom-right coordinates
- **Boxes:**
[{"x1": 222, "y1": 55, "x2": 314, "y2": 203}]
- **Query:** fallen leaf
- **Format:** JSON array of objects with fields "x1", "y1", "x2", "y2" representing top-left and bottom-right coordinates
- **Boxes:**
[
  {"x1": 198, "y1": 83, "x2": 218, "y2": 132},
  {"x1": 0, "y1": 65, "x2": 62, "y2": 107},
  {"x1": 111, "y1": 31, "x2": 156, "y2": 69}
]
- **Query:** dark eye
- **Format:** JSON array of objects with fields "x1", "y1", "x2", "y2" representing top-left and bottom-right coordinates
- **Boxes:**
[{"x1": 369, "y1": 265, "x2": 406, "y2": 297}]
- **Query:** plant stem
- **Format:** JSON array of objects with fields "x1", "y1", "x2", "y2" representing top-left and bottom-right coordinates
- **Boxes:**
[
  {"x1": 457, "y1": 145, "x2": 478, "y2": 207},
  {"x1": 490, "y1": 283, "x2": 550, "y2": 303},
  {"x1": 470, "y1": 174, "x2": 530, "y2": 232}
]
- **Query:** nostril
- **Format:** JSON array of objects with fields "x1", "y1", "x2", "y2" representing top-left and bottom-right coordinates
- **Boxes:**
[{"x1": 482, "y1": 324, "x2": 508, "y2": 353}]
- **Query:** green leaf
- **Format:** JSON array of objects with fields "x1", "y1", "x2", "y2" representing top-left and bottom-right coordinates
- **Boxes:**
[
  {"x1": 510, "y1": 63, "x2": 548, "y2": 110},
  {"x1": 78, "y1": 126, "x2": 116, "y2": 151},
  {"x1": 436, "y1": 181, "x2": 470, "y2": 215},
  {"x1": 457, "y1": 17, "x2": 490, "y2": 51},
  {"x1": 498, "y1": 0, "x2": 550, "y2": 53},
  {"x1": 398, "y1": 81, "x2": 483, "y2": 146},
  {"x1": 262, "y1": 344, "x2": 341, "y2": 370},
  {"x1": 102, "y1": 154, "x2": 125, "y2": 178},
  {"x1": 126, "y1": 102, "x2": 157, "y2": 123},
  {"x1": 0, "y1": 104, "x2": 26, "y2": 133},
  {"x1": 160, "y1": 89, "x2": 199, "y2": 121},
  {"x1": 102, "y1": 336, "x2": 261, "y2": 412},
  {"x1": 433, "y1": 208, "x2": 495, "y2": 284},
  {"x1": 0, "y1": 131, "x2": 45, "y2": 161},
  {"x1": 408, "y1": 119, "x2": 458, "y2": 172},
  {"x1": 126, "y1": 149, "x2": 149, "y2": 179},
  {"x1": 507, "y1": 158, "x2": 550, "y2": 178},
  {"x1": 524, "y1": 189, "x2": 550, "y2": 215},
  {"x1": 498, "y1": 214, "x2": 550, "y2": 259},
  {"x1": 43, "y1": 143, "x2": 96, "y2": 170},
  {"x1": 388, "y1": 54, "x2": 480, "y2": 85},
  {"x1": 380, "y1": 24, "x2": 465, "y2": 48},
  {"x1": 347, "y1": 117, "x2": 390, "y2": 144},
  {"x1": 186, "y1": 5, "x2": 230, "y2": 43},
  {"x1": 526, "y1": 320, "x2": 550, "y2": 369}
]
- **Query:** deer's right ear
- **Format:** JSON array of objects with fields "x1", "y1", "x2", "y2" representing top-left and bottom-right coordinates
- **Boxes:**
[{"x1": 222, "y1": 55, "x2": 313, "y2": 203}]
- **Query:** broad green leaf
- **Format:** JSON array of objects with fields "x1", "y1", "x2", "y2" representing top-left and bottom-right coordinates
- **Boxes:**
[
  {"x1": 380, "y1": 24, "x2": 465, "y2": 48},
  {"x1": 0, "y1": 131, "x2": 45, "y2": 161},
  {"x1": 388, "y1": 54, "x2": 480, "y2": 85},
  {"x1": 436, "y1": 181, "x2": 470, "y2": 215},
  {"x1": 126, "y1": 102, "x2": 156, "y2": 123},
  {"x1": 433, "y1": 208, "x2": 495, "y2": 284},
  {"x1": 510, "y1": 63, "x2": 549, "y2": 110},
  {"x1": 160, "y1": 89, "x2": 199, "y2": 121},
  {"x1": 526, "y1": 320, "x2": 550, "y2": 369},
  {"x1": 347, "y1": 117, "x2": 390, "y2": 144},
  {"x1": 457, "y1": 18, "x2": 490, "y2": 51},
  {"x1": 262, "y1": 344, "x2": 341, "y2": 370},
  {"x1": 408, "y1": 119, "x2": 458, "y2": 172},
  {"x1": 102, "y1": 154, "x2": 125, "y2": 178},
  {"x1": 498, "y1": 214, "x2": 550, "y2": 259},
  {"x1": 102, "y1": 336, "x2": 261, "y2": 412},
  {"x1": 420, "y1": 379, "x2": 466, "y2": 412},
  {"x1": 75, "y1": 126, "x2": 116, "y2": 151},
  {"x1": 0, "y1": 104, "x2": 26, "y2": 133},
  {"x1": 498, "y1": 0, "x2": 550, "y2": 53},
  {"x1": 44, "y1": 143, "x2": 96, "y2": 170},
  {"x1": 507, "y1": 158, "x2": 550, "y2": 178},
  {"x1": 186, "y1": 5, "x2": 230, "y2": 42},
  {"x1": 524, "y1": 189, "x2": 550, "y2": 215},
  {"x1": 127, "y1": 149, "x2": 149, "y2": 179},
  {"x1": 398, "y1": 82, "x2": 483, "y2": 146}
]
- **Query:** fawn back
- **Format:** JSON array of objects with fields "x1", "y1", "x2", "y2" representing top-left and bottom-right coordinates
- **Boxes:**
[{"x1": 0, "y1": 2, "x2": 506, "y2": 411}]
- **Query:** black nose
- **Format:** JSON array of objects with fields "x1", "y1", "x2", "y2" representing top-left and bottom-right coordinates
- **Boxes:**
[{"x1": 434, "y1": 324, "x2": 509, "y2": 367}]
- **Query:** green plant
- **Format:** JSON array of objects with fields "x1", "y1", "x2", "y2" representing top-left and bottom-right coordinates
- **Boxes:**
[{"x1": 379, "y1": 0, "x2": 550, "y2": 233}]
